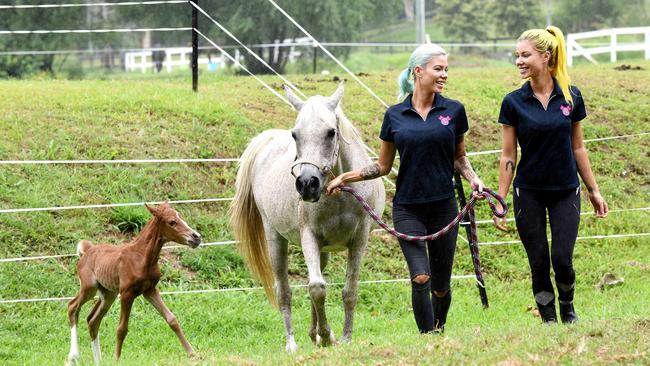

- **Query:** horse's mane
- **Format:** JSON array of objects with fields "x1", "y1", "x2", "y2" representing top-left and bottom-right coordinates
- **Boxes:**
[{"x1": 334, "y1": 105, "x2": 364, "y2": 146}]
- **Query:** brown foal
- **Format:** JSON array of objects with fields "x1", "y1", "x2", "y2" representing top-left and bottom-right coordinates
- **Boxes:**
[{"x1": 66, "y1": 202, "x2": 201, "y2": 365}]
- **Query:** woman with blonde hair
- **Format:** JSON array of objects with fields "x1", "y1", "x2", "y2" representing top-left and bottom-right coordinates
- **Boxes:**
[
  {"x1": 494, "y1": 26, "x2": 608, "y2": 324},
  {"x1": 326, "y1": 43, "x2": 484, "y2": 333}
]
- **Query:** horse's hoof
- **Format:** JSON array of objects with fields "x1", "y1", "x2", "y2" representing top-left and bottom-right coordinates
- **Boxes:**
[
  {"x1": 318, "y1": 332, "x2": 337, "y2": 347},
  {"x1": 340, "y1": 334, "x2": 352, "y2": 344},
  {"x1": 65, "y1": 354, "x2": 79, "y2": 366},
  {"x1": 286, "y1": 341, "x2": 298, "y2": 353},
  {"x1": 315, "y1": 334, "x2": 322, "y2": 346},
  {"x1": 330, "y1": 335, "x2": 340, "y2": 347}
]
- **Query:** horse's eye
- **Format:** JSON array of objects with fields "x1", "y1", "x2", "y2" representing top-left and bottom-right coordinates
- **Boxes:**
[
  {"x1": 291, "y1": 130, "x2": 297, "y2": 140},
  {"x1": 169, "y1": 220, "x2": 177, "y2": 227},
  {"x1": 327, "y1": 129, "x2": 336, "y2": 138}
]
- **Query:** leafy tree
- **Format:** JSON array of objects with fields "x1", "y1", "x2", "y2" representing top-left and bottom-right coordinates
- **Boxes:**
[
  {"x1": 555, "y1": 0, "x2": 621, "y2": 32},
  {"x1": 489, "y1": 0, "x2": 543, "y2": 39},
  {"x1": 0, "y1": 0, "x2": 127, "y2": 77},
  {"x1": 552, "y1": 0, "x2": 644, "y2": 33},
  {"x1": 117, "y1": 0, "x2": 401, "y2": 74},
  {"x1": 434, "y1": 0, "x2": 491, "y2": 42}
]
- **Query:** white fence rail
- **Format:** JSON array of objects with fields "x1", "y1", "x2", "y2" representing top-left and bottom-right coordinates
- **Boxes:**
[{"x1": 567, "y1": 27, "x2": 650, "y2": 66}]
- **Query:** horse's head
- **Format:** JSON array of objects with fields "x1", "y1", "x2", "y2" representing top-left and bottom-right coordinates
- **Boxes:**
[
  {"x1": 286, "y1": 82, "x2": 345, "y2": 202},
  {"x1": 145, "y1": 201, "x2": 202, "y2": 248}
]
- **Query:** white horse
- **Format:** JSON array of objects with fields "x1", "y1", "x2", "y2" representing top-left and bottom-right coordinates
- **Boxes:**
[{"x1": 230, "y1": 82, "x2": 385, "y2": 352}]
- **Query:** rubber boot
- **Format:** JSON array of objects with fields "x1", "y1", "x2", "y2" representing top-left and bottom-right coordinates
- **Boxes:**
[
  {"x1": 535, "y1": 291, "x2": 557, "y2": 324},
  {"x1": 537, "y1": 301, "x2": 558, "y2": 323},
  {"x1": 557, "y1": 281, "x2": 578, "y2": 324},
  {"x1": 559, "y1": 302, "x2": 578, "y2": 324},
  {"x1": 432, "y1": 290, "x2": 451, "y2": 333}
]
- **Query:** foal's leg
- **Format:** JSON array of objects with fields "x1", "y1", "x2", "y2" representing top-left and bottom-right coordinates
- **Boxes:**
[
  {"x1": 87, "y1": 290, "x2": 117, "y2": 365},
  {"x1": 267, "y1": 230, "x2": 297, "y2": 353},
  {"x1": 301, "y1": 229, "x2": 337, "y2": 347},
  {"x1": 341, "y1": 233, "x2": 368, "y2": 343},
  {"x1": 67, "y1": 286, "x2": 97, "y2": 365},
  {"x1": 309, "y1": 252, "x2": 329, "y2": 345},
  {"x1": 115, "y1": 291, "x2": 136, "y2": 360},
  {"x1": 143, "y1": 288, "x2": 194, "y2": 355}
]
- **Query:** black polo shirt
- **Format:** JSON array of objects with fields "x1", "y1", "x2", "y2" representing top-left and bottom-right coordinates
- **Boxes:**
[
  {"x1": 498, "y1": 80, "x2": 587, "y2": 190},
  {"x1": 380, "y1": 93, "x2": 469, "y2": 204}
]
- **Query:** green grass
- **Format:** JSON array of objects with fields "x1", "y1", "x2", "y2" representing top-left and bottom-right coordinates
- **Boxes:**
[{"x1": 0, "y1": 60, "x2": 648, "y2": 365}]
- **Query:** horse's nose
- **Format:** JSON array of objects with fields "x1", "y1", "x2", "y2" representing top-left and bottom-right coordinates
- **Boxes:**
[
  {"x1": 295, "y1": 174, "x2": 322, "y2": 202},
  {"x1": 308, "y1": 176, "x2": 320, "y2": 190},
  {"x1": 192, "y1": 232, "x2": 201, "y2": 242}
]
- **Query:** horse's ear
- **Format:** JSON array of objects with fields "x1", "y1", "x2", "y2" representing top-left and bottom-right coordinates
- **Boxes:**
[
  {"x1": 145, "y1": 203, "x2": 159, "y2": 217},
  {"x1": 284, "y1": 85, "x2": 304, "y2": 111},
  {"x1": 325, "y1": 81, "x2": 344, "y2": 111}
]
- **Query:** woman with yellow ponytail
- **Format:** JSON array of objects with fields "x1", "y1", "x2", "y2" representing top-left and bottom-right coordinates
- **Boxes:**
[{"x1": 493, "y1": 26, "x2": 608, "y2": 324}]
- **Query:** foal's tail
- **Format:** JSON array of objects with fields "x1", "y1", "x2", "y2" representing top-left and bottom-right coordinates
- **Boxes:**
[
  {"x1": 229, "y1": 133, "x2": 277, "y2": 307},
  {"x1": 77, "y1": 240, "x2": 93, "y2": 257}
]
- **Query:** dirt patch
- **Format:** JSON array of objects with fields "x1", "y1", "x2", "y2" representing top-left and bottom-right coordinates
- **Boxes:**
[
  {"x1": 626, "y1": 260, "x2": 648, "y2": 271},
  {"x1": 614, "y1": 64, "x2": 645, "y2": 71},
  {"x1": 633, "y1": 318, "x2": 650, "y2": 331}
]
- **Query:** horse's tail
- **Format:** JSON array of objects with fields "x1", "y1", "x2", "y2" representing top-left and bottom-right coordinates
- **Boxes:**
[
  {"x1": 229, "y1": 133, "x2": 277, "y2": 307},
  {"x1": 77, "y1": 240, "x2": 93, "y2": 257}
]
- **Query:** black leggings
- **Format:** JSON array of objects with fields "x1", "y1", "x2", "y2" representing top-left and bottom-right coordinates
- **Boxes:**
[
  {"x1": 513, "y1": 187, "x2": 581, "y2": 306},
  {"x1": 393, "y1": 197, "x2": 459, "y2": 333}
]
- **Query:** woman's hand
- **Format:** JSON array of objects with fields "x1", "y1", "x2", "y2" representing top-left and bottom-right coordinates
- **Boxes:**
[
  {"x1": 588, "y1": 190, "x2": 608, "y2": 218},
  {"x1": 325, "y1": 175, "x2": 345, "y2": 196},
  {"x1": 470, "y1": 177, "x2": 485, "y2": 199},
  {"x1": 492, "y1": 201, "x2": 509, "y2": 231}
]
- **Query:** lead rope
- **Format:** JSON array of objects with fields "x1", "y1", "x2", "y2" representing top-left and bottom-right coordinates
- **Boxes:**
[{"x1": 339, "y1": 185, "x2": 508, "y2": 289}]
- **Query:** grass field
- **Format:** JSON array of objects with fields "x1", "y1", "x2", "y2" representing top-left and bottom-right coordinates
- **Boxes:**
[{"x1": 0, "y1": 59, "x2": 648, "y2": 365}]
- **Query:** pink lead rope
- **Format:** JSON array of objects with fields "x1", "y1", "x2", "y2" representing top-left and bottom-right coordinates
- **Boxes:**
[{"x1": 340, "y1": 185, "x2": 508, "y2": 300}]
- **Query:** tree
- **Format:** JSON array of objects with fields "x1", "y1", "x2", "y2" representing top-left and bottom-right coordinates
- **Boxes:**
[
  {"x1": 0, "y1": 2, "x2": 87, "y2": 77},
  {"x1": 434, "y1": 0, "x2": 491, "y2": 42},
  {"x1": 116, "y1": 0, "x2": 400, "y2": 74},
  {"x1": 489, "y1": 0, "x2": 543, "y2": 39},
  {"x1": 204, "y1": 0, "x2": 399, "y2": 74},
  {"x1": 552, "y1": 0, "x2": 637, "y2": 33},
  {"x1": 0, "y1": 0, "x2": 129, "y2": 78},
  {"x1": 403, "y1": 0, "x2": 415, "y2": 21}
]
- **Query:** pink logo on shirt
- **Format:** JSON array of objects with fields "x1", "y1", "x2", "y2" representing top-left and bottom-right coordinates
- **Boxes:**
[
  {"x1": 438, "y1": 115, "x2": 451, "y2": 125},
  {"x1": 560, "y1": 104, "x2": 572, "y2": 116}
]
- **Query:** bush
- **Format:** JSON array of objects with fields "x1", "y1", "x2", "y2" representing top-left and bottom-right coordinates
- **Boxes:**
[{"x1": 109, "y1": 206, "x2": 150, "y2": 233}]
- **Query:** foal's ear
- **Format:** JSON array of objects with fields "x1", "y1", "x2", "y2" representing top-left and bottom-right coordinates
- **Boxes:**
[
  {"x1": 284, "y1": 85, "x2": 304, "y2": 112},
  {"x1": 325, "y1": 81, "x2": 344, "y2": 111},
  {"x1": 145, "y1": 203, "x2": 160, "y2": 217}
]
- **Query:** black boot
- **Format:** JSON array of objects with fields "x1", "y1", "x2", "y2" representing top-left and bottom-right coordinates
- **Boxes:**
[
  {"x1": 559, "y1": 301, "x2": 578, "y2": 324},
  {"x1": 537, "y1": 301, "x2": 558, "y2": 323},
  {"x1": 535, "y1": 291, "x2": 557, "y2": 324},
  {"x1": 432, "y1": 290, "x2": 451, "y2": 333},
  {"x1": 557, "y1": 281, "x2": 578, "y2": 324}
]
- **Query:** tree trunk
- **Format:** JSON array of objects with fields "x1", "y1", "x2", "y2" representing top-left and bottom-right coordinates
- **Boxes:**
[{"x1": 403, "y1": 0, "x2": 415, "y2": 21}]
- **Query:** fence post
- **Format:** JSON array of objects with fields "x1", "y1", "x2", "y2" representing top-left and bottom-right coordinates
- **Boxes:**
[
  {"x1": 567, "y1": 35, "x2": 574, "y2": 66},
  {"x1": 191, "y1": 0, "x2": 199, "y2": 92},
  {"x1": 610, "y1": 31, "x2": 617, "y2": 63},
  {"x1": 646, "y1": 30, "x2": 650, "y2": 60},
  {"x1": 454, "y1": 172, "x2": 489, "y2": 308}
]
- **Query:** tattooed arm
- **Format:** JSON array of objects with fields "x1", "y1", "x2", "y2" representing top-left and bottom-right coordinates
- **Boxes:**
[
  {"x1": 494, "y1": 125, "x2": 517, "y2": 230},
  {"x1": 454, "y1": 135, "x2": 484, "y2": 192},
  {"x1": 325, "y1": 140, "x2": 396, "y2": 195}
]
